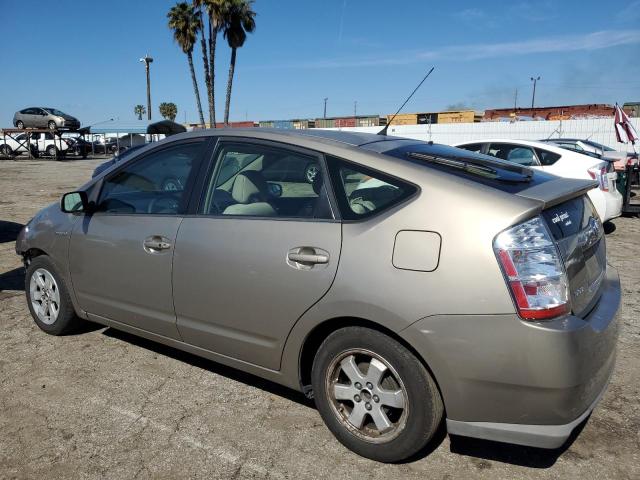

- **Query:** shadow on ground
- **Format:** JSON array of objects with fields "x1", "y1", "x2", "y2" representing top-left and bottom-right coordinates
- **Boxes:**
[
  {"x1": 102, "y1": 328, "x2": 316, "y2": 409},
  {"x1": 448, "y1": 418, "x2": 587, "y2": 468},
  {"x1": 0, "y1": 267, "x2": 25, "y2": 292},
  {"x1": 0, "y1": 220, "x2": 23, "y2": 243}
]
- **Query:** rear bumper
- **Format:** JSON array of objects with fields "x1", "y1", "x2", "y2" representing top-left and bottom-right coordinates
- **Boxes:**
[
  {"x1": 401, "y1": 264, "x2": 620, "y2": 448},
  {"x1": 446, "y1": 368, "x2": 612, "y2": 448}
]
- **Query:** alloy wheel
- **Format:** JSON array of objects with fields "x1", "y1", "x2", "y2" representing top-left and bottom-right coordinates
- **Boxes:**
[
  {"x1": 325, "y1": 348, "x2": 408, "y2": 443},
  {"x1": 29, "y1": 268, "x2": 61, "y2": 325}
]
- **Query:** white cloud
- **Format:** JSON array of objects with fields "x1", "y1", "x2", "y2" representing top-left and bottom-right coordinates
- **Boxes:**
[{"x1": 265, "y1": 30, "x2": 640, "y2": 69}]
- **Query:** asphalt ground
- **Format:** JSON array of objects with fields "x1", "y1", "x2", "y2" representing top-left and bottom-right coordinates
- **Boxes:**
[{"x1": 0, "y1": 158, "x2": 639, "y2": 479}]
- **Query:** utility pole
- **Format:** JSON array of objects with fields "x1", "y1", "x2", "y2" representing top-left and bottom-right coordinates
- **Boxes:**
[
  {"x1": 530, "y1": 76, "x2": 540, "y2": 109},
  {"x1": 514, "y1": 88, "x2": 518, "y2": 112},
  {"x1": 140, "y1": 55, "x2": 154, "y2": 120},
  {"x1": 323, "y1": 97, "x2": 328, "y2": 119},
  {"x1": 354, "y1": 101, "x2": 357, "y2": 117}
]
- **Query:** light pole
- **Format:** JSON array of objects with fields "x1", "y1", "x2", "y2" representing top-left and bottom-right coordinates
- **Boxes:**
[
  {"x1": 140, "y1": 55, "x2": 154, "y2": 120},
  {"x1": 530, "y1": 76, "x2": 540, "y2": 109},
  {"x1": 323, "y1": 97, "x2": 328, "y2": 119}
]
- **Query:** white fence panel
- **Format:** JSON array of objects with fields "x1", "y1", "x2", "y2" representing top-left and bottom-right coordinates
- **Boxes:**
[{"x1": 326, "y1": 118, "x2": 640, "y2": 153}]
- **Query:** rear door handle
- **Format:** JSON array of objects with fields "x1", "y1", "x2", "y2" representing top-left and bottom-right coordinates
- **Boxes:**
[
  {"x1": 143, "y1": 235, "x2": 172, "y2": 253},
  {"x1": 287, "y1": 252, "x2": 329, "y2": 264}
]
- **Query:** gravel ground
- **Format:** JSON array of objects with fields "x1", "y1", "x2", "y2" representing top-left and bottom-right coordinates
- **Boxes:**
[{"x1": 0, "y1": 158, "x2": 639, "y2": 479}]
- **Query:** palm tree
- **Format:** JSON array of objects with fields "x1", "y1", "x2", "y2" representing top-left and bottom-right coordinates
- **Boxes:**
[
  {"x1": 193, "y1": 0, "x2": 217, "y2": 127},
  {"x1": 168, "y1": 2, "x2": 205, "y2": 126},
  {"x1": 134, "y1": 104, "x2": 146, "y2": 120},
  {"x1": 159, "y1": 102, "x2": 178, "y2": 121},
  {"x1": 222, "y1": 0, "x2": 256, "y2": 124}
]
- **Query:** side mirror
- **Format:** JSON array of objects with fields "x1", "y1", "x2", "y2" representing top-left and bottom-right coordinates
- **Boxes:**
[
  {"x1": 267, "y1": 182, "x2": 283, "y2": 198},
  {"x1": 60, "y1": 191, "x2": 89, "y2": 213}
]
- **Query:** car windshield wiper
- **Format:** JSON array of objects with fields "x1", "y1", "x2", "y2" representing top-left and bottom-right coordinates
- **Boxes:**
[{"x1": 407, "y1": 152, "x2": 533, "y2": 183}]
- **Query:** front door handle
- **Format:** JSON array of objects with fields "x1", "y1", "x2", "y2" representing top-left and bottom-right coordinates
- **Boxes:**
[
  {"x1": 287, "y1": 247, "x2": 330, "y2": 270},
  {"x1": 287, "y1": 252, "x2": 329, "y2": 264},
  {"x1": 143, "y1": 235, "x2": 172, "y2": 253}
]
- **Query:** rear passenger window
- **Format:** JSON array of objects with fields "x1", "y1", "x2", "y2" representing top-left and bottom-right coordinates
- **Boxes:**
[
  {"x1": 326, "y1": 156, "x2": 416, "y2": 220},
  {"x1": 535, "y1": 148, "x2": 562, "y2": 166},
  {"x1": 487, "y1": 143, "x2": 538, "y2": 166}
]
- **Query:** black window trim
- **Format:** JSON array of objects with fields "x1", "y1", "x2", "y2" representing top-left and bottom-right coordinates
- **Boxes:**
[
  {"x1": 192, "y1": 136, "x2": 340, "y2": 223},
  {"x1": 325, "y1": 154, "x2": 420, "y2": 223},
  {"x1": 91, "y1": 137, "x2": 211, "y2": 217}
]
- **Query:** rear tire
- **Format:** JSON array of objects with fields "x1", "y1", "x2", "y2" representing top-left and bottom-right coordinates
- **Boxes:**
[
  {"x1": 0, "y1": 144, "x2": 13, "y2": 158},
  {"x1": 311, "y1": 327, "x2": 443, "y2": 463},
  {"x1": 16, "y1": 120, "x2": 24, "y2": 129},
  {"x1": 25, "y1": 256, "x2": 81, "y2": 335},
  {"x1": 46, "y1": 145, "x2": 57, "y2": 157},
  {"x1": 48, "y1": 120, "x2": 56, "y2": 130}
]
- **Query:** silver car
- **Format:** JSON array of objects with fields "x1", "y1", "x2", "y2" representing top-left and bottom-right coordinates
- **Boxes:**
[
  {"x1": 13, "y1": 107, "x2": 81, "y2": 130},
  {"x1": 16, "y1": 129, "x2": 620, "y2": 462}
]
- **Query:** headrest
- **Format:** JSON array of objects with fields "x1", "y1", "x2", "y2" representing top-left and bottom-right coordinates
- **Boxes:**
[
  {"x1": 312, "y1": 171, "x2": 324, "y2": 195},
  {"x1": 231, "y1": 171, "x2": 268, "y2": 204}
]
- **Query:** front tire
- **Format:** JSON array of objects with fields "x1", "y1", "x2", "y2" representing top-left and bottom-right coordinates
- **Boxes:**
[
  {"x1": 311, "y1": 327, "x2": 443, "y2": 462},
  {"x1": 25, "y1": 256, "x2": 81, "y2": 335},
  {"x1": 16, "y1": 120, "x2": 24, "y2": 129}
]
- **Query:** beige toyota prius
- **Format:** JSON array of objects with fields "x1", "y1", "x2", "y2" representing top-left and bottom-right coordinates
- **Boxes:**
[{"x1": 16, "y1": 129, "x2": 620, "y2": 462}]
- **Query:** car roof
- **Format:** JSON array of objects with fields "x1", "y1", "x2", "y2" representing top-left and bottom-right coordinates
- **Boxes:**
[
  {"x1": 167, "y1": 127, "x2": 421, "y2": 153},
  {"x1": 455, "y1": 138, "x2": 565, "y2": 149}
]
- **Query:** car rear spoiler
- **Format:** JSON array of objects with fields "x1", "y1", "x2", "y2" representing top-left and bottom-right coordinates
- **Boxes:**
[{"x1": 515, "y1": 177, "x2": 598, "y2": 209}]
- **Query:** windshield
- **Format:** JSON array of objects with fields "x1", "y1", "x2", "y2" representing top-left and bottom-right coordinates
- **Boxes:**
[{"x1": 44, "y1": 108, "x2": 68, "y2": 116}]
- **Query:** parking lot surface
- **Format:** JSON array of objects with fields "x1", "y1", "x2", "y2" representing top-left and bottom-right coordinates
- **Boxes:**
[{"x1": 1, "y1": 158, "x2": 639, "y2": 479}]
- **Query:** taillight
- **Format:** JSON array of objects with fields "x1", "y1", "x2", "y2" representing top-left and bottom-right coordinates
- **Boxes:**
[
  {"x1": 587, "y1": 166, "x2": 608, "y2": 191},
  {"x1": 494, "y1": 217, "x2": 570, "y2": 320}
]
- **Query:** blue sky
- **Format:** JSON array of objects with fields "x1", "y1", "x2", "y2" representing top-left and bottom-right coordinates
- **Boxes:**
[{"x1": 0, "y1": 0, "x2": 639, "y2": 126}]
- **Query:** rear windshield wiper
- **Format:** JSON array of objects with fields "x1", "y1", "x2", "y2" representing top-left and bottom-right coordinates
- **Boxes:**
[{"x1": 407, "y1": 152, "x2": 533, "y2": 183}]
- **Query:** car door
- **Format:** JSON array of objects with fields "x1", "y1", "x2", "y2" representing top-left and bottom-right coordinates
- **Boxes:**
[
  {"x1": 173, "y1": 139, "x2": 341, "y2": 370},
  {"x1": 69, "y1": 138, "x2": 209, "y2": 338}
]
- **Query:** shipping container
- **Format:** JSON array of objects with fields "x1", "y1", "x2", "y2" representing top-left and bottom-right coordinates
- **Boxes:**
[
  {"x1": 315, "y1": 118, "x2": 336, "y2": 128},
  {"x1": 335, "y1": 117, "x2": 356, "y2": 128},
  {"x1": 273, "y1": 120, "x2": 294, "y2": 129},
  {"x1": 436, "y1": 110, "x2": 476, "y2": 124},
  {"x1": 417, "y1": 113, "x2": 438, "y2": 125},
  {"x1": 258, "y1": 121, "x2": 274, "y2": 128},
  {"x1": 292, "y1": 119, "x2": 316, "y2": 129},
  {"x1": 214, "y1": 121, "x2": 255, "y2": 128},
  {"x1": 386, "y1": 113, "x2": 418, "y2": 126},
  {"x1": 356, "y1": 116, "x2": 385, "y2": 127}
]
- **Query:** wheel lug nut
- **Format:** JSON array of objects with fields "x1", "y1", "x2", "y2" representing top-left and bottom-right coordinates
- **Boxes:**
[
  {"x1": 354, "y1": 382, "x2": 362, "y2": 389},
  {"x1": 365, "y1": 403, "x2": 372, "y2": 411},
  {"x1": 354, "y1": 394, "x2": 361, "y2": 402},
  {"x1": 366, "y1": 382, "x2": 373, "y2": 389},
  {"x1": 373, "y1": 395, "x2": 379, "y2": 403}
]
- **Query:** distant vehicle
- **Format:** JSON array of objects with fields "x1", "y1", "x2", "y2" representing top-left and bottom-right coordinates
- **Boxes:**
[
  {"x1": 63, "y1": 136, "x2": 92, "y2": 159},
  {"x1": 541, "y1": 138, "x2": 637, "y2": 170},
  {"x1": 455, "y1": 139, "x2": 623, "y2": 222},
  {"x1": 13, "y1": 107, "x2": 81, "y2": 130},
  {"x1": 0, "y1": 134, "x2": 36, "y2": 158},
  {"x1": 15, "y1": 132, "x2": 71, "y2": 158}
]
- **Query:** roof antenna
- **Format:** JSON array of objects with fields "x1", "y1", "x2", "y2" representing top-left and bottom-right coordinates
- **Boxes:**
[{"x1": 378, "y1": 66, "x2": 435, "y2": 136}]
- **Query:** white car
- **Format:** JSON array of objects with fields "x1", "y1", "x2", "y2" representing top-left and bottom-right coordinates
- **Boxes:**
[
  {"x1": 454, "y1": 139, "x2": 623, "y2": 222},
  {"x1": 15, "y1": 132, "x2": 70, "y2": 157}
]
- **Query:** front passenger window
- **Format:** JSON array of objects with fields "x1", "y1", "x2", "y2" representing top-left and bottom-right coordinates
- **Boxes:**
[{"x1": 97, "y1": 141, "x2": 204, "y2": 214}]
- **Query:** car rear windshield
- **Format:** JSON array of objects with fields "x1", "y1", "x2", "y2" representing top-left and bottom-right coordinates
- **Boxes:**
[{"x1": 380, "y1": 143, "x2": 553, "y2": 194}]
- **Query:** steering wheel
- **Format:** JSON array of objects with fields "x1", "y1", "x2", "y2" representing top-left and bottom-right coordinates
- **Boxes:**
[{"x1": 147, "y1": 195, "x2": 180, "y2": 214}]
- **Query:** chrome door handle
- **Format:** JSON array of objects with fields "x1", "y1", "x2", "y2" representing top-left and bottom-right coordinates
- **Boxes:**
[
  {"x1": 287, "y1": 252, "x2": 329, "y2": 264},
  {"x1": 143, "y1": 236, "x2": 172, "y2": 252}
]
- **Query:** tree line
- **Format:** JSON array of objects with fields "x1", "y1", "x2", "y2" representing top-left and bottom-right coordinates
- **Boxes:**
[{"x1": 167, "y1": 0, "x2": 256, "y2": 127}]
